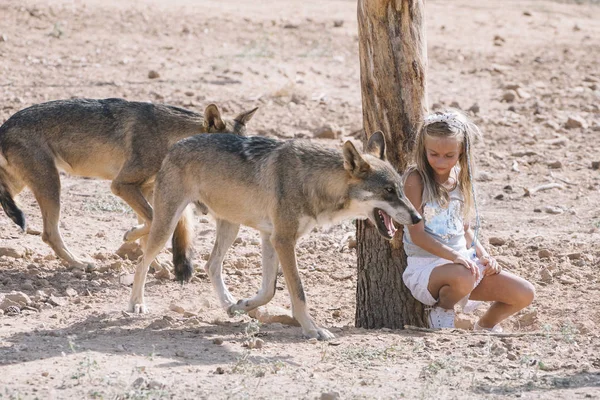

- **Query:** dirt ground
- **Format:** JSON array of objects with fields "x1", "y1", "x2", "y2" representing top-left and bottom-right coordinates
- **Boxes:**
[{"x1": 1, "y1": 0, "x2": 599, "y2": 398}]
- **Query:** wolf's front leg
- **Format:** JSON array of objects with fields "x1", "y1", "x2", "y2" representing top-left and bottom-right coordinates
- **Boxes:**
[
  {"x1": 205, "y1": 220, "x2": 240, "y2": 311},
  {"x1": 229, "y1": 231, "x2": 279, "y2": 313},
  {"x1": 271, "y1": 235, "x2": 335, "y2": 341}
]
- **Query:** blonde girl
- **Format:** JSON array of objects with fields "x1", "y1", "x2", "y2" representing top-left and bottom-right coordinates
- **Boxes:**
[{"x1": 402, "y1": 110, "x2": 535, "y2": 331}]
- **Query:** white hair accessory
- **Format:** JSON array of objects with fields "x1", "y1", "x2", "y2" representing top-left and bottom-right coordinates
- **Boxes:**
[{"x1": 424, "y1": 112, "x2": 465, "y2": 130}]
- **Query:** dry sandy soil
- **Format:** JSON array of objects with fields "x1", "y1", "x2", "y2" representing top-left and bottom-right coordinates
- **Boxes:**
[{"x1": 1, "y1": 0, "x2": 600, "y2": 398}]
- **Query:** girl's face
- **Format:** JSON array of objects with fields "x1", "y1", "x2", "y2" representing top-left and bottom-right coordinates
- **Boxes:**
[{"x1": 424, "y1": 135, "x2": 462, "y2": 179}]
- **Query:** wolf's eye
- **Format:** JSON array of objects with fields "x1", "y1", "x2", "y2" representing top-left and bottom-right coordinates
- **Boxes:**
[{"x1": 385, "y1": 187, "x2": 395, "y2": 194}]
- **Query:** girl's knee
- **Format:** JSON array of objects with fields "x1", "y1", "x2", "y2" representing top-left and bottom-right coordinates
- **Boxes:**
[
  {"x1": 448, "y1": 268, "x2": 476, "y2": 295},
  {"x1": 514, "y1": 280, "x2": 535, "y2": 308}
]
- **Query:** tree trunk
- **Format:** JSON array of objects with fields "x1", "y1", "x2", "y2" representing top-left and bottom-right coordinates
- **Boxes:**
[{"x1": 355, "y1": 0, "x2": 429, "y2": 329}]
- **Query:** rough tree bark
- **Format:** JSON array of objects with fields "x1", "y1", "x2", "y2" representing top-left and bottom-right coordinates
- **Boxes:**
[{"x1": 355, "y1": 0, "x2": 429, "y2": 329}]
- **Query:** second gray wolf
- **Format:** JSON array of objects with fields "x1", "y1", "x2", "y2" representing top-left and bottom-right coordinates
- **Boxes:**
[
  {"x1": 128, "y1": 131, "x2": 422, "y2": 340},
  {"x1": 0, "y1": 98, "x2": 257, "y2": 270}
]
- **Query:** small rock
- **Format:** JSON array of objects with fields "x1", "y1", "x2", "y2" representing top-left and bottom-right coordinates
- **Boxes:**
[
  {"x1": 147, "y1": 380, "x2": 165, "y2": 390},
  {"x1": 347, "y1": 237, "x2": 357, "y2": 249},
  {"x1": 41, "y1": 371, "x2": 49, "y2": 377},
  {"x1": 0, "y1": 246, "x2": 25, "y2": 258},
  {"x1": 169, "y1": 303, "x2": 186, "y2": 314},
  {"x1": 154, "y1": 268, "x2": 173, "y2": 280},
  {"x1": 544, "y1": 206, "x2": 563, "y2": 215},
  {"x1": 333, "y1": 20, "x2": 344, "y2": 28},
  {"x1": 507, "y1": 352, "x2": 517, "y2": 361},
  {"x1": 5, "y1": 292, "x2": 32, "y2": 306},
  {"x1": 544, "y1": 120, "x2": 560, "y2": 130},
  {"x1": 516, "y1": 88, "x2": 531, "y2": 99},
  {"x1": 321, "y1": 392, "x2": 340, "y2": 400},
  {"x1": 547, "y1": 161, "x2": 562, "y2": 169},
  {"x1": 559, "y1": 275, "x2": 577, "y2": 285},
  {"x1": 565, "y1": 116, "x2": 587, "y2": 129},
  {"x1": 538, "y1": 249, "x2": 553, "y2": 259},
  {"x1": 243, "y1": 338, "x2": 265, "y2": 349},
  {"x1": 489, "y1": 237, "x2": 506, "y2": 246},
  {"x1": 449, "y1": 101, "x2": 460, "y2": 109},
  {"x1": 212, "y1": 337, "x2": 224, "y2": 345},
  {"x1": 119, "y1": 273, "x2": 135, "y2": 286},
  {"x1": 148, "y1": 70, "x2": 160, "y2": 79},
  {"x1": 0, "y1": 34, "x2": 7, "y2": 42},
  {"x1": 215, "y1": 367, "x2": 225, "y2": 374},
  {"x1": 455, "y1": 314, "x2": 477, "y2": 330},
  {"x1": 5, "y1": 305, "x2": 20, "y2": 316},
  {"x1": 146, "y1": 316, "x2": 173, "y2": 330},
  {"x1": 290, "y1": 93, "x2": 306, "y2": 105},
  {"x1": 468, "y1": 103, "x2": 480, "y2": 114},
  {"x1": 502, "y1": 90, "x2": 517, "y2": 102},
  {"x1": 184, "y1": 91, "x2": 194, "y2": 97},
  {"x1": 65, "y1": 288, "x2": 78, "y2": 297},
  {"x1": 591, "y1": 161, "x2": 600, "y2": 170},
  {"x1": 48, "y1": 295, "x2": 68, "y2": 307},
  {"x1": 248, "y1": 305, "x2": 300, "y2": 327},
  {"x1": 518, "y1": 309, "x2": 537, "y2": 327},
  {"x1": 314, "y1": 124, "x2": 342, "y2": 140},
  {"x1": 496, "y1": 256, "x2": 519, "y2": 269},
  {"x1": 308, "y1": 338, "x2": 318, "y2": 344},
  {"x1": 476, "y1": 171, "x2": 493, "y2": 182},
  {"x1": 540, "y1": 268, "x2": 553, "y2": 284},
  {"x1": 132, "y1": 377, "x2": 146, "y2": 389},
  {"x1": 116, "y1": 242, "x2": 143, "y2": 260}
]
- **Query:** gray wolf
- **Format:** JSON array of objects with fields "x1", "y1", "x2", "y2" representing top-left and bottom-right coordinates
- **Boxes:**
[
  {"x1": 0, "y1": 98, "x2": 257, "y2": 270},
  {"x1": 129, "y1": 130, "x2": 422, "y2": 340}
]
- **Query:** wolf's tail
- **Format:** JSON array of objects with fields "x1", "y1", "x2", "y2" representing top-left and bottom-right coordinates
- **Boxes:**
[
  {"x1": 0, "y1": 155, "x2": 26, "y2": 231},
  {"x1": 172, "y1": 205, "x2": 195, "y2": 282}
]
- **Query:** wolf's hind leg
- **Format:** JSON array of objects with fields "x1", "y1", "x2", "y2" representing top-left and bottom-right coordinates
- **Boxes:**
[
  {"x1": 229, "y1": 231, "x2": 279, "y2": 314},
  {"x1": 129, "y1": 187, "x2": 190, "y2": 313},
  {"x1": 22, "y1": 157, "x2": 92, "y2": 268},
  {"x1": 111, "y1": 164, "x2": 154, "y2": 227},
  {"x1": 205, "y1": 219, "x2": 240, "y2": 311}
]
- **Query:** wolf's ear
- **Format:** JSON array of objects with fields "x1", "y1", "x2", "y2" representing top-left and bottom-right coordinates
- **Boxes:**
[
  {"x1": 366, "y1": 131, "x2": 387, "y2": 160},
  {"x1": 343, "y1": 140, "x2": 371, "y2": 177},
  {"x1": 234, "y1": 107, "x2": 258, "y2": 126},
  {"x1": 204, "y1": 104, "x2": 226, "y2": 131}
]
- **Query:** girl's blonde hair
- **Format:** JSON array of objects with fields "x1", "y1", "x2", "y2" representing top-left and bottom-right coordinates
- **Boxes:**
[{"x1": 406, "y1": 109, "x2": 482, "y2": 220}]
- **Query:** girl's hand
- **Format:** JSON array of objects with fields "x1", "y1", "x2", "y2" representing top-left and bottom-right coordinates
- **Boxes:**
[
  {"x1": 480, "y1": 255, "x2": 501, "y2": 276},
  {"x1": 453, "y1": 255, "x2": 480, "y2": 282}
]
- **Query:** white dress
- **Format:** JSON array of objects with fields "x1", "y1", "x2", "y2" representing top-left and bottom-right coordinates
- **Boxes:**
[{"x1": 402, "y1": 186, "x2": 484, "y2": 306}]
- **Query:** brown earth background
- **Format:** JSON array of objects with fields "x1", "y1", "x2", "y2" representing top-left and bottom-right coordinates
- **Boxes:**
[{"x1": 1, "y1": 0, "x2": 600, "y2": 399}]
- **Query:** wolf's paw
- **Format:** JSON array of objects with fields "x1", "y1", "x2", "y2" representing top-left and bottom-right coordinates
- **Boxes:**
[
  {"x1": 128, "y1": 298, "x2": 148, "y2": 314},
  {"x1": 67, "y1": 257, "x2": 96, "y2": 272},
  {"x1": 227, "y1": 303, "x2": 247, "y2": 317},
  {"x1": 304, "y1": 327, "x2": 335, "y2": 341},
  {"x1": 123, "y1": 225, "x2": 148, "y2": 242},
  {"x1": 132, "y1": 303, "x2": 148, "y2": 314}
]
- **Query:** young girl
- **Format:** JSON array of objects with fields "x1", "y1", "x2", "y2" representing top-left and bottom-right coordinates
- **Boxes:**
[{"x1": 402, "y1": 110, "x2": 535, "y2": 331}]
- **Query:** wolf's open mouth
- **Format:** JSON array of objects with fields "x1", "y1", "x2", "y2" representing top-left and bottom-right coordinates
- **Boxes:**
[{"x1": 374, "y1": 208, "x2": 397, "y2": 239}]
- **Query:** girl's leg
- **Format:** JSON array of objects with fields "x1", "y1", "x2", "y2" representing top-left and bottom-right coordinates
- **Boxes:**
[
  {"x1": 469, "y1": 271, "x2": 535, "y2": 328},
  {"x1": 428, "y1": 263, "x2": 477, "y2": 309}
]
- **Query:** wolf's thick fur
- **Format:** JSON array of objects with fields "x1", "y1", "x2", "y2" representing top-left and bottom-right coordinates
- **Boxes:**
[
  {"x1": 0, "y1": 98, "x2": 257, "y2": 270},
  {"x1": 129, "y1": 131, "x2": 422, "y2": 340}
]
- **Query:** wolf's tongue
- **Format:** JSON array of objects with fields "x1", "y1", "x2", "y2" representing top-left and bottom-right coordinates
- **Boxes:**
[{"x1": 381, "y1": 210, "x2": 397, "y2": 236}]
